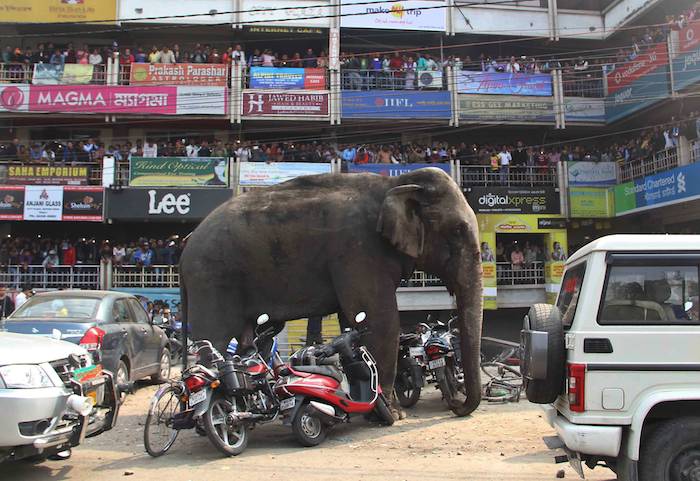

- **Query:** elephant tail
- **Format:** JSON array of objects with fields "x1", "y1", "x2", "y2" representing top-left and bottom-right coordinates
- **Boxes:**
[{"x1": 179, "y1": 279, "x2": 188, "y2": 369}]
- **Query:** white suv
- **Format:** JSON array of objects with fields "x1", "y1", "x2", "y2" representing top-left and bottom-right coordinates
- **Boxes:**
[{"x1": 521, "y1": 235, "x2": 700, "y2": 481}]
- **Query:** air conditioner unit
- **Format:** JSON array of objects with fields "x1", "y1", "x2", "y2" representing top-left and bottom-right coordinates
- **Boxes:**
[{"x1": 417, "y1": 71, "x2": 443, "y2": 89}]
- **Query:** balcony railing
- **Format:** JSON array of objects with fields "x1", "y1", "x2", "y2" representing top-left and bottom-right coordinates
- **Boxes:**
[
  {"x1": 562, "y1": 70, "x2": 605, "y2": 98},
  {"x1": 341, "y1": 68, "x2": 445, "y2": 91},
  {"x1": 618, "y1": 147, "x2": 679, "y2": 182},
  {"x1": 460, "y1": 165, "x2": 558, "y2": 187},
  {"x1": 691, "y1": 140, "x2": 700, "y2": 165},
  {"x1": 0, "y1": 265, "x2": 100, "y2": 289},
  {"x1": 112, "y1": 265, "x2": 180, "y2": 288},
  {"x1": 496, "y1": 261, "x2": 545, "y2": 286},
  {"x1": 0, "y1": 62, "x2": 107, "y2": 85},
  {"x1": 399, "y1": 271, "x2": 445, "y2": 288}
]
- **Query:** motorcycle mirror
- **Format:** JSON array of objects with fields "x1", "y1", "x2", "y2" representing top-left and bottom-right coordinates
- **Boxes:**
[
  {"x1": 257, "y1": 313, "x2": 270, "y2": 325},
  {"x1": 355, "y1": 312, "x2": 366, "y2": 323}
]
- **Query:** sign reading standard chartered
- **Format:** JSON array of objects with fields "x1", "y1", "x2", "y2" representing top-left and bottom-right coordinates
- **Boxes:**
[{"x1": 465, "y1": 187, "x2": 560, "y2": 214}]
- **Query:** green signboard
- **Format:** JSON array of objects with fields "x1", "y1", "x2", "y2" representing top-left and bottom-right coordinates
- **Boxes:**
[
  {"x1": 129, "y1": 157, "x2": 228, "y2": 187},
  {"x1": 613, "y1": 181, "x2": 638, "y2": 215},
  {"x1": 569, "y1": 187, "x2": 614, "y2": 218}
]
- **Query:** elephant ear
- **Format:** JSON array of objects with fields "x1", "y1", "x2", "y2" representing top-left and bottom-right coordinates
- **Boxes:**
[{"x1": 377, "y1": 184, "x2": 424, "y2": 258}]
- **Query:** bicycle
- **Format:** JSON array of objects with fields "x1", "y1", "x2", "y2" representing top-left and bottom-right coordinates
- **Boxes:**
[{"x1": 480, "y1": 337, "x2": 523, "y2": 404}]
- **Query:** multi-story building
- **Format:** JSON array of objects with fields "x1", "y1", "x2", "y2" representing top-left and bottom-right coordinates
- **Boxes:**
[{"x1": 0, "y1": 0, "x2": 698, "y2": 340}]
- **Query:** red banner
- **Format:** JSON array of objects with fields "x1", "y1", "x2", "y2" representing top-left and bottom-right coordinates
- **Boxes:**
[
  {"x1": 605, "y1": 44, "x2": 669, "y2": 95},
  {"x1": 242, "y1": 91, "x2": 329, "y2": 117},
  {"x1": 680, "y1": 20, "x2": 700, "y2": 53},
  {"x1": 129, "y1": 63, "x2": 228, "y2": 86}
]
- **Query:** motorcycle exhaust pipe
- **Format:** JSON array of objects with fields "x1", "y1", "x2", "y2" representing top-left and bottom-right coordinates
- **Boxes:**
[
  {"x1": 308, "y1": 401, "x2": 345, "y2": 425},
  {"x1": 67, "y1": 394, "x2": 94, "y2": 416}
]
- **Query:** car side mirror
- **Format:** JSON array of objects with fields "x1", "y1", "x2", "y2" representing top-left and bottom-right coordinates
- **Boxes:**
[{"x1": 257, "y1": 313, "x2": 270, "y2": 325}]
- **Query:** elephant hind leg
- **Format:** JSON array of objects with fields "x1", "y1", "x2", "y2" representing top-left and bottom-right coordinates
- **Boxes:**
[{"x1": 185, "y1": 285, "x2": 245, "y2": 354}]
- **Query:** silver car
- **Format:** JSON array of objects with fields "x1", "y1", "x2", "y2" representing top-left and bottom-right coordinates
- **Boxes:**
[{"x1": 0, "y1": 332, "x2": 119, "y2": 462}]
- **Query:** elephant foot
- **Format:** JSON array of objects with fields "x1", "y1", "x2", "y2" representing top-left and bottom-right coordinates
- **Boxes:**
[{"x1": 391, "y1": 404, "x2": 407, "y2": 421}]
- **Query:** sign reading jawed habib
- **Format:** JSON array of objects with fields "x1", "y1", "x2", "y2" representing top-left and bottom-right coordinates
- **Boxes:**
[
  {"x1": 243, "y1": 91, "x2": 329, "y2": 117},
  {"x1": 465, "y1": 187, "x2": 561, "y2": 214}
]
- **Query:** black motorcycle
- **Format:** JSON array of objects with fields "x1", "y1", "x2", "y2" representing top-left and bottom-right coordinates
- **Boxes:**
[
  {"x1": 394, "y1": 332, "x2": 425, "y2": 408},
  {"x1": 422, "y1": 317, "x2": 465, "y2": 415}
]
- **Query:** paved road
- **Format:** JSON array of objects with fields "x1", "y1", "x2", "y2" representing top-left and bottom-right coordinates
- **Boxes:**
[{"x1": 5, "y1": 384, "x2": 615, "y2": 481}]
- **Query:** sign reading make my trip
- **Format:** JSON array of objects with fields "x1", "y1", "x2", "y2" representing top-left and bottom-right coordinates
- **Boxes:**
[{"x1": 614, "y1": 162, "x2": 700, "y2": 215}]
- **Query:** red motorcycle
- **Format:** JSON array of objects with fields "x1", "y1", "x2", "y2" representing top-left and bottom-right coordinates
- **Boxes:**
[{"x1": 273, "y1": 312, "x2": 394, "y2": 447}]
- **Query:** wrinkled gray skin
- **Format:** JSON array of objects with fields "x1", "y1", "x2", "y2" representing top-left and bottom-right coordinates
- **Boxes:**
[{"x1": 180, "y1": 167, "x2": 483, "y2": 416}]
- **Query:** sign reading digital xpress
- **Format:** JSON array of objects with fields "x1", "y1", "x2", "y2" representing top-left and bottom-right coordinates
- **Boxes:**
[
  {"x1": 341, "y1": 91, "x2": 451, "y2": 119},
  {"x1": 106, "y1": 188, "x2": 233, "y2": 221},
  {"x1": 465, "y1": 187, "x2": 560, "y2": 214}
]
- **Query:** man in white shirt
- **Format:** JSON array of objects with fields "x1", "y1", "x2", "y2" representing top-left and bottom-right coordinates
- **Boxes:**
[
  {"x1": 143, "y1": 140, "x2": 158, "y2": 158},
  {"x1": 498, "y1": 145, "x2": 511, "y2": 184},
  {"x1": 235, "y1": 143, "x2": 251, "y2": 162},
  {"x1": 14, "y1": 285, "x2": 33, "y2": 309},
  {"x1": 506, "y1": 56, "x2": 520, "y2": 73},
  {"x1": 186, "y1": 140, "x2": 200, "y2": 158},
  {"x1": 231, "y1": 44, "x2": 245, "y2": 65}
]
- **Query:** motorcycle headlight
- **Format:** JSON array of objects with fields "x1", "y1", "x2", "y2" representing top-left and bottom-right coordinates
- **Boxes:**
[{"x1": 0, "y1": 364, "x2": 55, "y2": 389}]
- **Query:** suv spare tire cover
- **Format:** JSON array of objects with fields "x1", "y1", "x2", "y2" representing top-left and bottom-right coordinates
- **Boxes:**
[{"x1": 523, "y1": 303, "x2": 566, "y2": 404}]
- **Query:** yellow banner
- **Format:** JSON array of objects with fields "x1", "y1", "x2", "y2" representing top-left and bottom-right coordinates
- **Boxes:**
[
  {"x1": 0, "y1": 0, "x2": 116, "y2": 23},
  {"x1": 477, "y1": 214, "x2": 567, "y2": 233},
  {"x1": 480, "y1": 231, "x2": 497, "y2": 310},
  {"x1": 545, "y1": 231, "x2": 568, "y2": 303}
]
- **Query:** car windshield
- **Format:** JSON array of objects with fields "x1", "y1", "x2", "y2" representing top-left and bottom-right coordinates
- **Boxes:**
[{"x1": 11, "y1": 297, "x2": 100, "y2": 319}]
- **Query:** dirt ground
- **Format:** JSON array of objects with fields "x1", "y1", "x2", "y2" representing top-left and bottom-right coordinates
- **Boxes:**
[{"x1": 5, "y1": 384, "x2": 616, "y2": 481}]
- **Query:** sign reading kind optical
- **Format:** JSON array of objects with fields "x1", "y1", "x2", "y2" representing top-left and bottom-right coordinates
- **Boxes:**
[{"x1": 340, "y1": 0, "x2": 446, "y2": 31}]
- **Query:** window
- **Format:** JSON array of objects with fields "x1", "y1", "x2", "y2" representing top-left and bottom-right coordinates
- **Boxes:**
[
  {"x1": 112, "y1": 299, "x2": 133, "y2": 323},
  {"x1": 556, "y1": 262, "x2": 586, "y2": 328},
  {"x1": 11, "y1": 297, "x2": 99, "y2": 319},
  {"x1": 128, "y1": 299, "x2": 150, "y2": 324},
  {"x1": 599, "y1": 265, "x2": 700, "y2": 325}
]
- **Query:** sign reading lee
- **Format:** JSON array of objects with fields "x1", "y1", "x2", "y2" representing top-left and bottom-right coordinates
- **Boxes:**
[
  {"x1": 465, "y1": 187, "x2": 560, "y2": 214},
  {"x1": 129, "y1": 157, "x2": 229, "y2": 187},
  {"x1": 6, "y1": 165, "x2": 89, "y2": 185},
  {"x1": 130, "y1": 63, "x2": 228, "y2": 86},
  {"x1": 0, "y1": 186, "x2": 103, "y2": 221},
  {"x1": 243, "y1": 92, "x2": 329, "y2": 117},
  {"x1": 105, "y1": 188, "x2": 232, "y2": 221}
]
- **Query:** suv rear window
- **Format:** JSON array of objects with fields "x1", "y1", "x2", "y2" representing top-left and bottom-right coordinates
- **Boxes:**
[
  {"x1": 557, "y1": 262, "x2": 586, "y2": 329},
  {"x1": 599, "y1": 265, "x2": 700, "y2": 325}
]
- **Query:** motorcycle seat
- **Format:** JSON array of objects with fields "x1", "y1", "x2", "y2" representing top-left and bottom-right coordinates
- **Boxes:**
[{"x1": 293, "y1": 365, "x2": 343, "y2": 383}]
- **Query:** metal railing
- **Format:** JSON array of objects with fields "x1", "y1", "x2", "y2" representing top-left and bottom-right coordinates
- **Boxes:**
[
  {"x1": 618, "y1": 147, "x2": 679, "y2": 182},
  {"x1": 112, "y1": 265, "x2": 180, "y2": 288},
  {"x1": 0, "y1": 265, "x2": 100, "y2": 289},
  {"x1": 399, "y1": 271, "x2": 445, "y2": 288},
  {"x1": 341, "y1": 68, "x2": 445, "y2": 90},
  {"x1": 691, "y1": 140, "x2": 700, "y2": 165},
  {"x1": 0, "y1": 62, "x2": 107, "y2": 84},
  {"x1": 460, "y1": 164, "x2": 558, "y2": 187},
  {"x1": 496, "y1": 261, "x2": 545, "y2": 286},
  {"x1": 561, "y1": 70, "x2": 605, "y2": 98}
]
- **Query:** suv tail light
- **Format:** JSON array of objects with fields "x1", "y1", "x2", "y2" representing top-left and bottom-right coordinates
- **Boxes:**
[
  {"x1": 79, "y1": 326, "x2": 105, "y2": 352},
  {"x1": 568, "y1": 363, "x2": 586, "y2": 412}
]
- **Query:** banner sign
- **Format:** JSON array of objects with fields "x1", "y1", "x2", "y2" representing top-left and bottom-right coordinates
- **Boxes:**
[
  {"x1": 563, "y1": 97, "x2": 606, "y2": 123},
  {"x1": 458, "y1": 94, "x2": 554, "y2": 122},
  {"x1": 0, "y1": 0, "x2": 117, "y2": 23},
  {"x1": 129, "y1": 157, "x2": 229, "y2": 187},
  {"x1": 106, "y1": 188, "x2": 232, "y2": 221},
  {"x1": 465, "y1": 186, "x2": 561, "y2": 214},
  {"x1": 341, "y1": 91, "x2": 451, "y2": 119},
  {"x1": 0, "y1": 85, "x2": 228, "y2": 116},
  {"x1": 6, "y1": 165, "x2": 89, "y2": 186},
  {"x1": 347, "y1": 163, "x2": 450, "y2": 176},
  {"x1": 239, "y1": 162, "x2": 331, "y2": 186},
  {"x1": 340, "y1": 0, "x2": 446, "y2": 31},
  {"x1": 243, "y1": 91, "x2": 329, "y2": 117},
  {"x1": 249, "y1": 67, "x2": 326, "y2": 90},
  {"x1": 614, "y1": 162, "x2": 700, "y2": 216},
  {"x1": 672, "y1": 22, "x2": 700, "y2": 91},
  {"x1": 477, "y1": 213, "x2": 567, "y2": 233},
  {"x1": 606, "y1": 44, "x2": 669, "y2": 95},
  {"x1": 0, "y1": 186, "x2": 103, "y2": 221},
  {"x1": 129, "y1": 63, "x2": 227, "y2": 87},
  {"x1": 456, "y1": 71, "x2": 552, "y2": 96},
  {"x1": 33, "y1": 64, "x2": 94, "y2": 85},
  {"x1": 569, "y1": 187, "x2": 614, "y2": 218},
  {"x1": 479, "y1": 231, "x2": 497, "y2": 310},
  {"x1": 567, "y1": 161, "x2": 617, "y2": 186},
  {"x1": 680, "y1": 20, "x2": 700, "y2": 53},
  {"x1": 241, "y1": 0, "x2": 333, "y2": 28},
  {"x1": 0, "y1": 186, "x2": 24, "y2": 220},
  {"x1": 605, "y1": 64, "x2": 670, "y2": 122}
]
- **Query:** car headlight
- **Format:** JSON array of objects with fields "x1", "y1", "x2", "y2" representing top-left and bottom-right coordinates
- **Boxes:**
[{"x1": 0, "y1": 365, "x2": 55, "y2": 389}]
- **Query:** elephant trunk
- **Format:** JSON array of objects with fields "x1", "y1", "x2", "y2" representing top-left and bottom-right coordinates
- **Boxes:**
[{"x1": 450, "y1": 252, "x2": 483, "y2": 416}]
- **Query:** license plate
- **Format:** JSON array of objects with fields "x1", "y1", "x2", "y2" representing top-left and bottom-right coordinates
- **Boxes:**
[
  {"x1": 409, "y1": 347, "x2": 425, "y2": 358},
  {"x1": 188, "y1": 389, "x2": 207, "y2": 407},
  {"x1": 428, "y1": 358, "x2": 446, "y2": 370},
  {"x1": 279, "y1": 397, "x2": 295, "y2": 411}
]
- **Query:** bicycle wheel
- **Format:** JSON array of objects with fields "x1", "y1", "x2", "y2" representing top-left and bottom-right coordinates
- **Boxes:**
[{"x1": 144, "y1": 384, "x2": 184, "y2": 457}]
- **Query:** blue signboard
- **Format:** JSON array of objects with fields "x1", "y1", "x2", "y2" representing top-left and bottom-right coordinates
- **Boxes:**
[
  {"x1": 347, "y1": 163, "x2": 451, "y2": 176},
  {"x1": 672, "y1": 51, "x2": 700, "y2": 92},
  {"x1": 341, "y1": 91, "x2": 451, "y2": 119},
  {"x1": 456, "y1": 71, "x2": 552, "y2": 97},
  {"x1": 605, "y1": 66, "x2": 670, "y2": 123},
  {"x1": 249, "y1": 67, "x2": 326, "y2": 89}
]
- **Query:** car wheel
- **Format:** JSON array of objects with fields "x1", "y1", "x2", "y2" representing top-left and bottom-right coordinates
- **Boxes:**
[
  {"x1": 639, "y1": 417, "x2": 700, "y2": 481},
  {"x1": 152, "y1": 348, "x2": 171, "y2": 383},
  {"x1": 522, "y1": 303, "x2": 566, "y2": 404},
  {"x1": 116, "y1": 360, "x2": 129, "y2": 403}
]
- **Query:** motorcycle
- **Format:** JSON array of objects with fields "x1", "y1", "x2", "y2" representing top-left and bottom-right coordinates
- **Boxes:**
[
  {"x1": 394, "y1": 331, "x2": 425, "y2": 408},
  {"x1": 422, "y1": 316, "x2": 466, "y2": 415},
  {"x1": 273, "y1": 312, "x2": 395, "y2": 447}
]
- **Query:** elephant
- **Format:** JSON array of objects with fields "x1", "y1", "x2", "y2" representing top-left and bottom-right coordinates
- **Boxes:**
[{"x1": 179, "y1": 167, "x2": 483, "y2": 417}]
